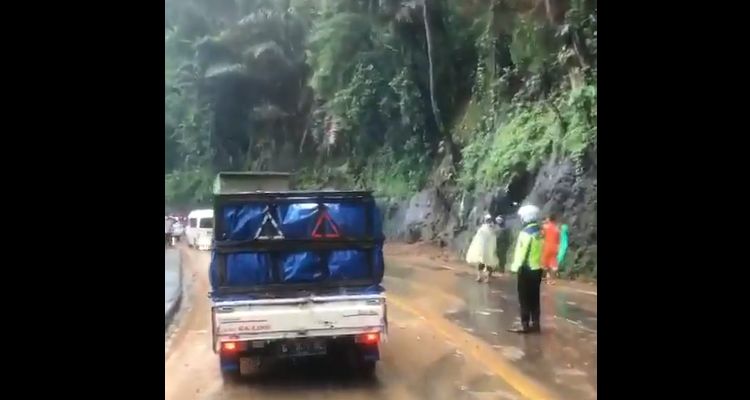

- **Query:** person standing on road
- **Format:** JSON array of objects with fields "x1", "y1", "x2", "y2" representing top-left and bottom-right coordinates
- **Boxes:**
[
  {"x1": 466, "y1": 214, "x2": 500, "y2": 283},
  {"x1": 165, "y1": 216, "x2": 174, "y2": 247},
  {"x1": 508, "y1": 204, "x2": 544, "y2": 334},
  {"x1": 494, "y1": 215, "x2": 511, "y2": 275},
  {"x1": 541, "y1": 213, "x2": 562, "y2": 285},
  {"x1": 557, "y1": 222, "x2": 570, "y2": 274}
]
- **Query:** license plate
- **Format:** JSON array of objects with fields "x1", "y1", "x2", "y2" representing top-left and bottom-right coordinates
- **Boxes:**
[
  {"x1": 278, "y1": 340, "x2": 327, "y2": 358},
  {"x1": 239, "y1": 357, "x2": 259, "y2": 376}
]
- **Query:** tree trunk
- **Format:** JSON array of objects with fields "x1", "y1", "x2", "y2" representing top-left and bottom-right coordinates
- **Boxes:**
[
  {"x1": 422, "y1": 0, "x2": 461, "y2": 168},
  {"x1": 571, "y1": 28, "x2": 591, "y2": 69},
  {"x1": 547, "y1": 97, "x2": 567, "y2": 163},
  {"x1": 298, "y1": 117, "x2": 311, "y2": 154},
  {"x1": 488, "y1": 0, "x2": 497, "y2": 81}
]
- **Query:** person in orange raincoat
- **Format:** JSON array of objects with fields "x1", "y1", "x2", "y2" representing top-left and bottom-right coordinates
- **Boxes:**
[{"x1": 541, "y1": 213, "x2": 561, "y2": 284}]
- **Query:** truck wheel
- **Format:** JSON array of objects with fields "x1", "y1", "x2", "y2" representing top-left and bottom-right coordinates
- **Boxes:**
[
  {"x1": 359, "y1": 360, "x2": 377, "y2": 378},
  {"x1": 221, "y1": 368, "x2": 239, "y2": 382},
  {"x1": 219, "y1": 358, "x2": 241, "y2": 383}
]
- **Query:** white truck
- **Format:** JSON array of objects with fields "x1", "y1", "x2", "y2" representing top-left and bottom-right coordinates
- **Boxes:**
[{"x1": 208, "y1": 172, "x2": 387, "y2": 378}]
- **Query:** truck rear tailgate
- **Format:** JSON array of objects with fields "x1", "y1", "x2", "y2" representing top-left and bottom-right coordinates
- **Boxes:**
[{"x1": 212, "y1": 294, "x2": 386, "y2": 349}]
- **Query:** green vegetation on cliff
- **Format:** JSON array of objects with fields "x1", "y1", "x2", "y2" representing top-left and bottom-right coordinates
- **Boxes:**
[{"x1": 166, "y1": 0, "x2": 596, "y2": 198}]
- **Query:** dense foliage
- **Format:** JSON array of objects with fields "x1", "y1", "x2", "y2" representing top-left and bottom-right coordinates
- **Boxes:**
[{"x1": 165, "y1": 0, "x2": 597, "y2": 277}]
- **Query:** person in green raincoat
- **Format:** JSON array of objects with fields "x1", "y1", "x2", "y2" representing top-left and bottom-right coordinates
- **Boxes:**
[
  {"x1": 557, "y1": 223, "x2": 570, "y2": 272},
  {"x1": 508, "y1": 204, "x2": 544, "y2": 334}
]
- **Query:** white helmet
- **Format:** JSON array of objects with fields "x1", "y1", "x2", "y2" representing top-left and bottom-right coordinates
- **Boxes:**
[
  {"x1": 517, "y1": 204, "x2": 540, "y2": 223},
  {"x1": 483, "y1": 213, "x2": 492, "y2": 223}
]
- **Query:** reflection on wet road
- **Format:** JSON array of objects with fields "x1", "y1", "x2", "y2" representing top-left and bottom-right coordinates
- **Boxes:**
[
  {"x1": 386, "y1": 244, "x2": 597, "y2": 400},
  {"x1": 165, "y1": 243, "x2": 597, "y2": 399}
]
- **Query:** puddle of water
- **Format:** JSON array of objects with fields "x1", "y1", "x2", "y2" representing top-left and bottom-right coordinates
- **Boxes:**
[
  {"x1": 554, "y1": 367, "x2": 588, "y2": 377},
  {"x1": 491, "y1": 345, "x2": 525, "y2": 361},
  {"x1": 466, "y1": 390, "x2": 522, "y2": 400},
  {"x1": 425, "y1": 265, "x2": 452, "y2": 272},
  {"x1": 553, "y1": 315, "x2": 597, "y2": 333}
]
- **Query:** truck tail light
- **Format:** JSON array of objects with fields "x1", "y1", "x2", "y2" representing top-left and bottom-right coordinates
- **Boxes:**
[
  {"x1": 221, "y1": 341, "x2": 238, "y2": 352},
  {"x1": 355, "y1": 332, "x2": 379, "y2": 345}
]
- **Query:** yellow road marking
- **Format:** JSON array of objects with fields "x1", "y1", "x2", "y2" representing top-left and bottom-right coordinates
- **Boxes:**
[{"x1": 387, "y1": 292, "x2": 560, "y2": 400}]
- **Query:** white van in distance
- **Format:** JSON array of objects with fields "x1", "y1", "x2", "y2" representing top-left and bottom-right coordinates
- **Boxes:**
[{"x1": 186, "y1": 209, "x2": 214, "y2": 250}]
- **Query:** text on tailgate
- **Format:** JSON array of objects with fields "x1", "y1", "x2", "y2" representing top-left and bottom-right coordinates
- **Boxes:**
[{"x1": 218, "y1": 320, "x2": 272, "y2": 334}]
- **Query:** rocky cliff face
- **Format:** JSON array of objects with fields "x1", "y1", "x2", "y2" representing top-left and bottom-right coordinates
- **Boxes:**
[{"x1": 380, "y1": 153, "x2": 597, "y2": 279}]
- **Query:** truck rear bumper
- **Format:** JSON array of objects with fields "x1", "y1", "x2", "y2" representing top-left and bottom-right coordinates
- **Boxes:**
[
  {"x1": 211, "y1": 294, "x2": 388, "y2": 350},
  {"x1": 218, "y1": 335, "x2": 380, "y2": 374},
  {"x1": 215, "y1": 326, "x2": 385, "y2": 344}
]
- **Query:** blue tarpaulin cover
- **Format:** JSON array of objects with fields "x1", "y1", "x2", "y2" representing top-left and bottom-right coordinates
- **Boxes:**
[
  {"x1": 209, "y1": 197, "x2": 385, "y2": 291},
  {"x1": 209, "y1": 285, "x2": 385, "y2": 302},
  {"x1": 219, "y1": 202, "x2": 382, "y2": 241}
]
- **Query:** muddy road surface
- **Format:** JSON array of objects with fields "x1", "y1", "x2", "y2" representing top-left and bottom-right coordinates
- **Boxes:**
[{"x1": 166, "y1": 243, "x2": 596, "y2": 400}]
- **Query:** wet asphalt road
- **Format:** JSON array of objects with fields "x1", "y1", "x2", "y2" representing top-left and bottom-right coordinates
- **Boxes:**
[
  {"x1": 384, "y1": 245, "x2": 597, "y2": 400},
  {"x1": 165, "y1": 243, "x2": 597, "y2": 400}
]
